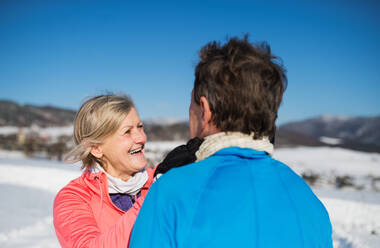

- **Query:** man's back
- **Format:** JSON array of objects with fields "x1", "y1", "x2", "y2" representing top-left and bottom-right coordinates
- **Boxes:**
[{"x1": 130, "y1": 147, "x2": 333, "y2": 247}]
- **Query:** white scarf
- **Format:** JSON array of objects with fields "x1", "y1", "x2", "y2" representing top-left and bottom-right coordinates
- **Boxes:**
[
  {"x1": 94, "y1": 164, "x2": 148, "y2": 195},
  {"x1": 195, "y1": 132, "x2": 274, "y2": 162}
]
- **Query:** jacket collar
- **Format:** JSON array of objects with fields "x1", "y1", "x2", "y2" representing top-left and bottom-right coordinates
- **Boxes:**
[
  {"x1": 80, "y1": 168, "x2": 154, "y2": 196},
  {"x1": 212, "y1": 146, "x2": 270, "y2": 159},
  {"x1": 196, "y1": 132, "x2": 273, "y2": 162}
]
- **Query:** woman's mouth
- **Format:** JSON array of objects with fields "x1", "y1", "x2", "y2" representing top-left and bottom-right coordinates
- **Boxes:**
[{"x1": 129, "y1": 145, "x2": 144, "y2": 155}]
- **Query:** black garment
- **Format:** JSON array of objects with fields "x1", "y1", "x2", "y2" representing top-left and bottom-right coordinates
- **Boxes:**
[{"x1": 154, "y1": 137, "x2": 204, "y2": 178}]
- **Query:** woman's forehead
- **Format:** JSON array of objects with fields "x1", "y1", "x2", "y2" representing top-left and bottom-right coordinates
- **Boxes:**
[{"x1": 120, "y1": 108, "x2": 141, "y2": 126}]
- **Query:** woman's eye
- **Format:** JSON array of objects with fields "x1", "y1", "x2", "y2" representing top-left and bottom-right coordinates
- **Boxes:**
[
  {"x1": 138, "y1": 124, "x2": 144, "y2": 129},
  {"x1": 125, "y1": 129, "x2": 131, "y2": 134}
]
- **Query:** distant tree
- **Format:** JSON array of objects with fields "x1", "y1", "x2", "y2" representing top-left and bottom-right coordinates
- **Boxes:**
[
  {"x1": 47, "y1": 142, "x2": 67, "y2": 161},
  {"x1": 144, "y1": 123, "x2": 189, "y2": 141},
  {"x1": 46, "y1": 135, "x2": 72, "y2": 161},
  {"x1": 335, "y1": 175, "x2": 355, "y2": 188},
  {"x1": 301, "y1": 171, "x2": 319, "y2": 186},
  {"x1": 371, "y1": 177, "x2": 380, "y2": 192},
  {"x1": 23, "y1": 133, "x2": 43, "y2": 157},
  {"x1": 2, "y1": 134, "x2": 24, "y2": 150}
]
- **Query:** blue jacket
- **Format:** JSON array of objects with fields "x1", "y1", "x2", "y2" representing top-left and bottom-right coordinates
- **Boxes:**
[{"x1": 130, "y1": 147, "x2": 333, "y2": 247}]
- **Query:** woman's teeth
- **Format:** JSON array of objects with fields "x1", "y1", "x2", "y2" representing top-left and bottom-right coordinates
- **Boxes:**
[{"x1": 129, "y1": 147, "x2": 142, "y2": 155}]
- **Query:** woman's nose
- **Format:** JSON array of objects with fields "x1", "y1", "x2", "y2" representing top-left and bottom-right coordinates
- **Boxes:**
[{"x1": 133, "y1": 129, "x2": 146, "y2": 143}]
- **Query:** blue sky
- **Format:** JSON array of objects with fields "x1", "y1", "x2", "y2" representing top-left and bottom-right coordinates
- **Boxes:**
[{"x1": 0, "y1": 0, "x2": 379, "y2": 124}]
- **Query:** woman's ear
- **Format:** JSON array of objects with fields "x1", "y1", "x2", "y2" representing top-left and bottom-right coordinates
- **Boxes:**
[{"x1": 90, "y1": 145, "x2": 103, "y2": 159}]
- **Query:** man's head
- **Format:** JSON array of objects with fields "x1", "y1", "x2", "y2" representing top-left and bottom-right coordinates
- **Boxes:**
[{"x1": 189, "y1": 35, "x2": 287, "y2": 139}]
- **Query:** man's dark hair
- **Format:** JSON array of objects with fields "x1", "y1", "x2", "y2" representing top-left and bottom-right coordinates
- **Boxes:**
[{"x1": 193, "y1": 35, "x2": 287, "y2": 139}]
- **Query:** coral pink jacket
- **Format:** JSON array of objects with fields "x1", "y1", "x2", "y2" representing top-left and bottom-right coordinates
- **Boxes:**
[{"x1": 53, "y1": 168, "x2": 154, "y2": 248}]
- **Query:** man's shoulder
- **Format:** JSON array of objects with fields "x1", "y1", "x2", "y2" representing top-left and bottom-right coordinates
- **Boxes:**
[
  {"x1": 156, "y1": 147, "x2": 275, "y2": 183},
  {"x1": 154, "y1": 161, "x2": 205, "y2": 188},
  {"x1": 149, "y1": 159, "x2": 220, "y2": 205}
]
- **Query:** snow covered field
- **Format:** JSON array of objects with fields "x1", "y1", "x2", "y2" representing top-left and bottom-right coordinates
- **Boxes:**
[{"x1": 0, "y1": 144, "x2": 379, "y2": 248}]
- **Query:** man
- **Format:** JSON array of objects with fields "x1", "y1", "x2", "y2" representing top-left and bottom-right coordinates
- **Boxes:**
[{"x1": 130, "y1": 36, "x2": 333, "y2": 247}]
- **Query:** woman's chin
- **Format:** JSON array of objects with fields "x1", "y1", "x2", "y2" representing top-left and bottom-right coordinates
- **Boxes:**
[{"x1": 129, "y1": 152, "x2": 147, "y2": 169}]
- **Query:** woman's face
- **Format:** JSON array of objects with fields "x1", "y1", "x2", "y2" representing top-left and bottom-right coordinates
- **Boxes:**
[{"x1": 94, "y1": 108, "x2": 147, "y2": 181}]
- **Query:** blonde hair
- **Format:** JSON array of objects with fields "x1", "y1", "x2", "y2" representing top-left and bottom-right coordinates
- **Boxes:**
[{"x1": 65, "y1": 94, "x2": 135, "y2": 170}]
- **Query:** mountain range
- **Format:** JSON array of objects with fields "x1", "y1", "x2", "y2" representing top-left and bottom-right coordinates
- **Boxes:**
[
  {"x1": 0, "y1": 100, "x2": 76, "y2": 127},
  {"x1": 0, "y1": 100, "x2": 379, "y2": 152},
  {"x1": 280, "y1": 115, "x2": 380, "y2": 147}
]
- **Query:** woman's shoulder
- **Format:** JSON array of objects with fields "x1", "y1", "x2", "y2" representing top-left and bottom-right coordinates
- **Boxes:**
[
  {"x1": 146, "y1": 167, "x2": 154, "y2": 177},
  {"x1": 143, "y1": 167, "x2": 155, "y2": 189},
  {"x1": 54, "y1": 170, "x2": 99, "y2": 205}
]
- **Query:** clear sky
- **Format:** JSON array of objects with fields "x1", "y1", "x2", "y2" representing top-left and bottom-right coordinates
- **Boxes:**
[{"x1": 0, "y1": 0, "x2": 379, "y2": 124}]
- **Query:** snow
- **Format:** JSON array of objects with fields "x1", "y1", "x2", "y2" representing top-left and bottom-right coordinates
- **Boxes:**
[
  {"x1": 143, "y1": 117, "x2": 186, "y2": 125},
  {"x1": 0, "y1": 152, "x2": 81, "y2": 248},
  {"x1": 320, "y1": 136, "x2": 343, "y2": 145},
  {"x1": 144, "y1": 141, "x2": 185, "y2": 166},
  {"x1": 0, "y1": 125, "x2": 73, "y2": 139},
  {"x1": 273, "y1": 147, "x2": 380, "y2": 177},
  {"x1": 0, "y1": 127, "x2": 18, "y2": 136},
  {"x1": 274, "y1": 146, "x2": 380, "y2": 191},
  {"x1": 320, "y1": 115, "x2": 353, "y2": 122},
  {"x1": 0, "y1": 150, "x2": 25, "y2": 159},
  {"x1": 1, "y1": 145, "x2": 380, "y2": 247},
  {"x1": 35, "y1": 126, "x2": 73, "y2": 138},
  {"x1": 315, "y1": 188, "x2": 380, "y2": 247}
]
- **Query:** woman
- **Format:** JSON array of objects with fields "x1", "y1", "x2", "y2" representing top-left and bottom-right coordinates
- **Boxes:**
[{"x1": 53, "y1": 94, "x2": 154, "y2": 248}]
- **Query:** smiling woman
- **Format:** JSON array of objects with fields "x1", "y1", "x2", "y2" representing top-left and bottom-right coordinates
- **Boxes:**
[
  {"x1": 90, "y1": 108, "x2": 147, "y2": 181},
  {"x1": 53, "y1": 94, "x2": 154, "y2": 248}
]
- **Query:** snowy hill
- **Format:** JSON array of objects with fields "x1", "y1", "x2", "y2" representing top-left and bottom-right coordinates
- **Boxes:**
[
  {"x1": 0, "y1": 100, "x2": 76, "y2": 127},
  {"x1": 143, "y1": 117, "x2": 186, "y2": 126},
  {"x1": 0, "y1": 144, "x2": 380, "y2": 247},
  {"x1": 280, "y1": 115, "x2": 380, "y2": 147},
  {"x1": 1, "y1": 99, "x2": 379, "y2": 152}
]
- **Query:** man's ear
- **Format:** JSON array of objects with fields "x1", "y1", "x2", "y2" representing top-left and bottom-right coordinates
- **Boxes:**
[
  {"x1": 199, "y1": 96, "x2": 213, "y2": 128},
  {"x1": 90, "y1": 145, "x2": 103, "y2": 159}
]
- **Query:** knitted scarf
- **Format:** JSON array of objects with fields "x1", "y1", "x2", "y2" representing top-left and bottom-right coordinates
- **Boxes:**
[{"x1": 195, "y1": 132, "x2": 273, "y2": 162}]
